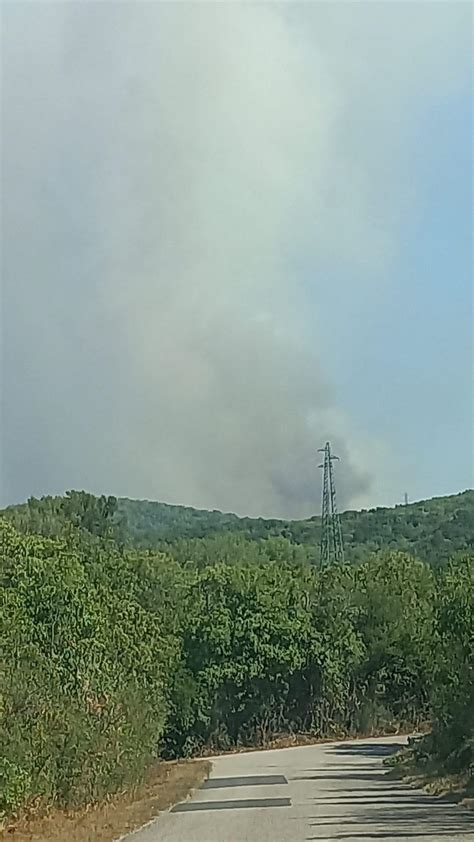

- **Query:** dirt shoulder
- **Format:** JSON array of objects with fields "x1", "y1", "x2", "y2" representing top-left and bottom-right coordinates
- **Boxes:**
[
  {"x1": 412, "y1": 773, "x2": 474, "y2": 810},
  {"x1": 386, "y1": 749, "x2": 474, "y2": 810},
  {"x1": 1, "y1": 759, "x2": 211, "y2": 842}
]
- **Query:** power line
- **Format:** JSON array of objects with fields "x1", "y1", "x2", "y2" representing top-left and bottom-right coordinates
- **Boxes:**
[{"x1": 318, "y1": 441, "x2": 344, "y2": 566}]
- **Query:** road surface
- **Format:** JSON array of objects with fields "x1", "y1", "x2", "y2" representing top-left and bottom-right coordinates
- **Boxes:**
[{"x1": 126, "y1": 736, "x2": 473, "y2": 841}]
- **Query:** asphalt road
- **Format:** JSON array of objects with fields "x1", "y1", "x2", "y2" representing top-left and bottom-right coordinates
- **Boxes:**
[{"x1": 126, "y1": 736, "x2": 473, "y2": 841}]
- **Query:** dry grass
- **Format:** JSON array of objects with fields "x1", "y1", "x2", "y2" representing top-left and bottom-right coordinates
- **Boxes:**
[
  {"x1": 424, "y1": 774, "x2": 474, "y2": 808},
  {"x1": 1, "y1": 759, "x2": 211, "y2": 842},
  {"x1": 387, "y1": 750, "x2": 474, "y2": 810},
  {"x1": 198, "y1": 726, "x2": 415, "y2": 757}
]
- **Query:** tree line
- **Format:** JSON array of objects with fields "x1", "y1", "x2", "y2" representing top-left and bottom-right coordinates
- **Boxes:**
[
  {"x1": 4, "y1": 488, "x2": 473, "y2": 566},
  {"x1": 0, "y1": 491, "x2": 473, "y2": 819}
]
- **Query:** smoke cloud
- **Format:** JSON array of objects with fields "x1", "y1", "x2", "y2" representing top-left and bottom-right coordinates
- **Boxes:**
[{"x1": 1, "y1": 3, "x2": 469, "y2": 516}]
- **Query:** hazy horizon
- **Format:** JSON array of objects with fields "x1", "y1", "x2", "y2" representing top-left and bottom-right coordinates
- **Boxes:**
[{"x1": 4, "y1": 485, "x2": 474, "y2": 524}]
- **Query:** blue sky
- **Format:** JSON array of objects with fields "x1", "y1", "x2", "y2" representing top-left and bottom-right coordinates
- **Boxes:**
[
  {"x1": 1, "y1": 2, "x2": 472, "y2": 517},
  {"x1": 313, "y1": 84, "x2": 473, "y2": 505}
]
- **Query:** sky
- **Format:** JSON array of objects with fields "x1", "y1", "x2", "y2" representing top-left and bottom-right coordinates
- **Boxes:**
[{"x1": 1, "y1": 1, "x2": 473, "y2": 518}]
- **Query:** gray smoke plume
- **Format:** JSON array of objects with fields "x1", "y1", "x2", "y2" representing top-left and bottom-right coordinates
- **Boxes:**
[{"x1": 1, "y1": 3, "x2": 468, "y2": 516}]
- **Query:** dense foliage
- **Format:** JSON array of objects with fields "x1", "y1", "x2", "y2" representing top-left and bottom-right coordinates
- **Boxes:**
[
  {"x1": 4, "y1": 488, "x2": 473, "y2": 567},
  {"x1": 1, "y1": 490, "x2": 473, "y2": 819},
  {"x1": 407, "y1": 555, "x2": 474, "y2": 781},
  {"x1": 120, "y1": 490, "x2": 474, "y2": 567}
]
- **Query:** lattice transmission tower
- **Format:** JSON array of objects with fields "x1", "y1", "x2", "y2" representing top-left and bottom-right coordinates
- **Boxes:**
[{"x1": 318, "y1": 441, "x2": 344, "y2": 566}]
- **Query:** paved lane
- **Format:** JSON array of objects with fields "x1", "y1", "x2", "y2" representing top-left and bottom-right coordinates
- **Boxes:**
[{"x1": 126, "y1": 736, "x2": 473, "y2": 841}]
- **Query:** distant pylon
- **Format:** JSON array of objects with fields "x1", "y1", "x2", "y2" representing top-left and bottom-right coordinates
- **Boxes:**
[{"x1": 318, "y1": 442, "x2": 344, "y2": 566}]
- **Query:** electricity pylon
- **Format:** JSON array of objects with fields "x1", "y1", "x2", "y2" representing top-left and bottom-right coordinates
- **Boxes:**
[{"x1": 318, "y1": 441, "x2": 344, "y2": 566}]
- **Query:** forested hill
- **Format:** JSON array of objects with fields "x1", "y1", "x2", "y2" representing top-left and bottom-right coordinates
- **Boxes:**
[
  {"x1": 118, "y1": 491, "x2": 474, "y2": 564},
  {"x1": 3, "y1": 488, "x2": 474, "y2": 566},
  {"x1": 1, "y1": 489, "x2": 473, "y2": 817}
]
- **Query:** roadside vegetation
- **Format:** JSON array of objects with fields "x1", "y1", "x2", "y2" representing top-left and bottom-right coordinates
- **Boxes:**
[
  {"x1": 2, "y1": 760, "x2": 210, "y2": 842},
  {"x1": 387, "y1": 553, "x2": 474, "y2": 801},
  {"x1": 1, "y1": 491, "x2": 473, "y2": 824}
]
